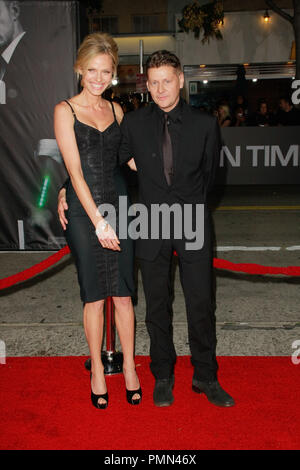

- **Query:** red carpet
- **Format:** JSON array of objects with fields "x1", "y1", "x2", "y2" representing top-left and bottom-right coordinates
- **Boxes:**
[{"x1": 0, "y1": 356, "x2": 299, "y2": 450}]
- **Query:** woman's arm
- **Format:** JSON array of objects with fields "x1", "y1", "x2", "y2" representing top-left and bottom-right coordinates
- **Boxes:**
[
  {"x1": 222, "y1": 118, "x2": 231, "y2": 127},
  {"x1": 54, "y1": 102, "x2": 120, "y2": 251}
]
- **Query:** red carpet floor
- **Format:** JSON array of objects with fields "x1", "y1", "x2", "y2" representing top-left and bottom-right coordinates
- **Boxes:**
[{"x1": 0, "y1": 356, "x2": 299, "y2": 450}]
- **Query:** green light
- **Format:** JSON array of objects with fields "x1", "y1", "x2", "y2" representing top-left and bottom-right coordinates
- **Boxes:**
[{"x1": 38, "y1": 175, "x2": 50, "y2": 208}]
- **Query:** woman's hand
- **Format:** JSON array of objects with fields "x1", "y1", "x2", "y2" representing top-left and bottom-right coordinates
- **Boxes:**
[{"x1": 95, "y1": 219, "x2": 121, "y2": 251}]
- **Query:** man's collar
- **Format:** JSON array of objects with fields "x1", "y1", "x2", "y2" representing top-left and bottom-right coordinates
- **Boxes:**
[
  {"x1": 155, "y1": 96, "x2": 184, "y2": 122},
  {"x1": 2, "y1": 31, "x2": 26, "y2": 64}
]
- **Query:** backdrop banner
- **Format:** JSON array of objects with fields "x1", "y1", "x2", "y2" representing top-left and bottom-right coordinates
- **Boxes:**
[
  {"x1": 0, "y1": 0, "x2": 78, "y2": 250},
  {"x1": 217, "y1": 127, "x2": 300, "y2": 185}
]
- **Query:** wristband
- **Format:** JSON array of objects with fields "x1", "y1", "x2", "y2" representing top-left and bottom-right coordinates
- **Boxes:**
[{"x1": 95, "y1": 220, "x2": 109, "y2": 236}]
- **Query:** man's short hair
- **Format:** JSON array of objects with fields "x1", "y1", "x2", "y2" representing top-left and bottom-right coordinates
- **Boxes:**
[
  {"x1": 146, "y1": 50, "x2": 182, "y2": 76},
  {"x1": 4, "y1": 1, "x2": 20, "y2": 12},
  {"x1": 279, "y1": 95, "x2": 292, "y2": 105},
  {"x1": 257, "y1": 98, "x2": 267, "y2": 108}
]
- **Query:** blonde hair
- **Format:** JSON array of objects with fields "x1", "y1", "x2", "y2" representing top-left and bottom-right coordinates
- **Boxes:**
[
  {"x1": 218, "y1": 104, "x2": 230, "y2": 119},
  {"x1": 74, "y1": 32, "x2": 118, "y2": 79}
]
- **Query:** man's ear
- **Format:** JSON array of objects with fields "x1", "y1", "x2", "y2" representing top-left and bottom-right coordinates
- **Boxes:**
[
  {"x1": 179, "y1": 71, "x2": 184, "y2": 90},
  {"x1": 9, "y1": 1, "x2": 21, "y2": 21}
]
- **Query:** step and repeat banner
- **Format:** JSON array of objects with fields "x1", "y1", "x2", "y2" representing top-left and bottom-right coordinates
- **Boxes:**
[
  {"x1": 0, "y1": 0, "x2": 78, "y2": 250},
  {"x1": 217, "y1": 126, "x2": 300, "y2": 185}
]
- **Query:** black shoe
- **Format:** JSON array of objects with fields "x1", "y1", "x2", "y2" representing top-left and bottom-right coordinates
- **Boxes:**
[
  {"x1": 153, "y1": 376, "x2": 174, "y2": 407},
  {"x1": 192, "y1": 379, "x2": 235, "y2": 407},
  {"x1": 126, "y1": 387, "x2": 142, "y2": 405},
  {"x1": 123, "y1": 367, "x2": 142, "y2": 405},
  {"x1": 90, "y1": 373, "x2": 108, "y2": 410}
]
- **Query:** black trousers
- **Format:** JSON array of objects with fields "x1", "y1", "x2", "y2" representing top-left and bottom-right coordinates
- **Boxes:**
[{"x1": 139, "y1": 238, "x2": 218, "y2": 382}]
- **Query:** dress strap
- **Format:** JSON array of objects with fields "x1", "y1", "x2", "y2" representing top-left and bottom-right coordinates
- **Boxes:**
[
  {"x1": 110, "y1": 100, "x2": 117, "y2": 122},
  {"x1": 64, "y1": 100, "x2": 76, "y2": 117}
]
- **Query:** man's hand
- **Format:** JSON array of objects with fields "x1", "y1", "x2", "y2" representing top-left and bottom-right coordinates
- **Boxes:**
[
  {"x1": 127, "y1": 158, "x2": 137, "y2": 171},
  {"x1": 58, "y1": 188, "x2": 68, "y2": 230}
]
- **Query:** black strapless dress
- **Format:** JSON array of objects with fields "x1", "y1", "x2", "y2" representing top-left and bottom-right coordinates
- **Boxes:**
[{"x1": 64, "y1": 100, "x2": 134, "y2": 303}]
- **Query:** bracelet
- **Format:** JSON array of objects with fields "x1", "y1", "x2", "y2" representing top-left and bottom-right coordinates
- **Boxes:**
[{"x1": 95, "y1": 220, "x2": 109, "y2": 236}]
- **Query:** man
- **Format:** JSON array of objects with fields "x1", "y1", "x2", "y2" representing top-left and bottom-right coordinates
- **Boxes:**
[
  {"x1": 276, "y1": 96, "x2": 300, "y2": 126},
  {"x1": 58, "y1": 50, "x2": 234, "y2": 408},
  {"x1": 0, "y1": 0, "x2": 63, "y2": 110},
  {"x1": 0, "y1": 0, "x2": 74, "y2": 249},
  {"x1": 0, "y1": 0, "x2": 25, "y2": 104},
  {"x1": 250, "y1": 99, "x2": 275, "y2": 127}
]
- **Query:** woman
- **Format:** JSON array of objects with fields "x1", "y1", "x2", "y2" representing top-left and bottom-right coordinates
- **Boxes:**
[
  {"x1": 217, "y1": 104, "x2": 231, "y2": 127},
  {"x1": 232, "y1": 106, "x2": 247, "y2": 127},
  {"x1": 54, "y1": 33, "x2": 141, "y2": 409}
]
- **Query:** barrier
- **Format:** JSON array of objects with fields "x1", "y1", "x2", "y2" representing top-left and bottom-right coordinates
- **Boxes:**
[
  {"x1": 0, "y1": 245, "x2": 71, "y2": 290},
  {"x1": 1, "y1": 245, "x2": 300, "y2": 291},
  {"x1": 1, "y1": 245, "x2": 300, "y2": 374},
  {"x1": 84, "y1": 296, "x2": 123, "y2": 376}
]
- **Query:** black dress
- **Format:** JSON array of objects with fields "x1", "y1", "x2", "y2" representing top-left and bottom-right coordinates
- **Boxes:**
[{"x1": 64, "y1": 100, "x2": 134, "y2": 303}]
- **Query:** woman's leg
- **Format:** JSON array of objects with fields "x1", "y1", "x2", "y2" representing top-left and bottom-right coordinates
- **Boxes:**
[
  {"x1": 83, "y1": 299, "x2": 107, "y2": 405},
  {"x1": 113, "y1": 296, "x2": 140, "y2": 399}
]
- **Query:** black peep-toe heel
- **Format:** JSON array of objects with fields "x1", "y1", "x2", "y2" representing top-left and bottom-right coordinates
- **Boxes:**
[
  {"x1": 90, "y1": 373, "x2": 108, "y2": 410},
  {"x1": 126, "y1": 386, "x2": 142, "y2": 405}
]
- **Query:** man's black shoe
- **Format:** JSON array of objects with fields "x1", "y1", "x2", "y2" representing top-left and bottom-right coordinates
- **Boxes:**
[
  {"x1": 192, "y1": 379, "x2": 235, "y2": 407},
  {"x1": 153, "y1": 376, "x2": 175, "y2": 407}
]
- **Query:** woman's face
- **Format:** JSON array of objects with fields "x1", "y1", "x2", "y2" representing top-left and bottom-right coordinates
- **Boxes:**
[
  {"x1": 218, "y1": 106, "x2": 225, "y2": 117},
  {"x1": 79, "y1": 53, "x2": 114, "y2": 96}
]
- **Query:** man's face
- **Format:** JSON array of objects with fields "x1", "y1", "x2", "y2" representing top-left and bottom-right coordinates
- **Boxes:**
[
  {"x1": 260, "y1": 103, "x2": 267, "y2": 115},
  {"x1": 279, "y1": 99, "x2": 289, "y2": 112},
  {"x1": 0, "y1": 1, "x2": 15, "y2": 49},
  {"x1": 0, "y1": 0, "x2": 20, "y2": 49},
  {"x1": 147, "y1": 65, "x2": 184, "y2": 113}
]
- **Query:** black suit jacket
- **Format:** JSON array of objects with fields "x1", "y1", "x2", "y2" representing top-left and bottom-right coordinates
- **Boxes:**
[
  {"x1": 3, "y1": 33, "x2": 69, "y2": 112},
  {"x1": 119, "y1": 100, "x2": 221, "y2": 261}
]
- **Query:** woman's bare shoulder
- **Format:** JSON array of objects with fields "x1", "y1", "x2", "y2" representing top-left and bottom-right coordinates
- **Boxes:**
[
  {"x1": 111, "y1": 101, "x2": 124, "y2": 122},
  {"x1": 54, "y1": 99, "x2": 76, "y2": 124}
]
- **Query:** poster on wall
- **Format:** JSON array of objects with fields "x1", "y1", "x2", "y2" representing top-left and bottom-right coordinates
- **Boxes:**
[
  {"x1": 217, "y1": 127, "x2": 300, "y2": 185},
  {"x1": 0, "y1": 0, "x2": 78, "y2": 250}
]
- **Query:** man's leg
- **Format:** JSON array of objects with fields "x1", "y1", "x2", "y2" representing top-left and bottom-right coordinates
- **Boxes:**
[
  {"x1": 139, "y1": 240, "x2": 176, "y2": 380},
  {"x1": 177, "y1": 249, "x2": 235, "y2": 407},
  {"x1": 177, "y1": 252, "x2": 218, "y2": 382}
]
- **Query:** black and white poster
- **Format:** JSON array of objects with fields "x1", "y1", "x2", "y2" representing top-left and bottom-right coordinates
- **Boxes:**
[{"x1": 0, "y1": 0, "x2": 78, "y2": 250}]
